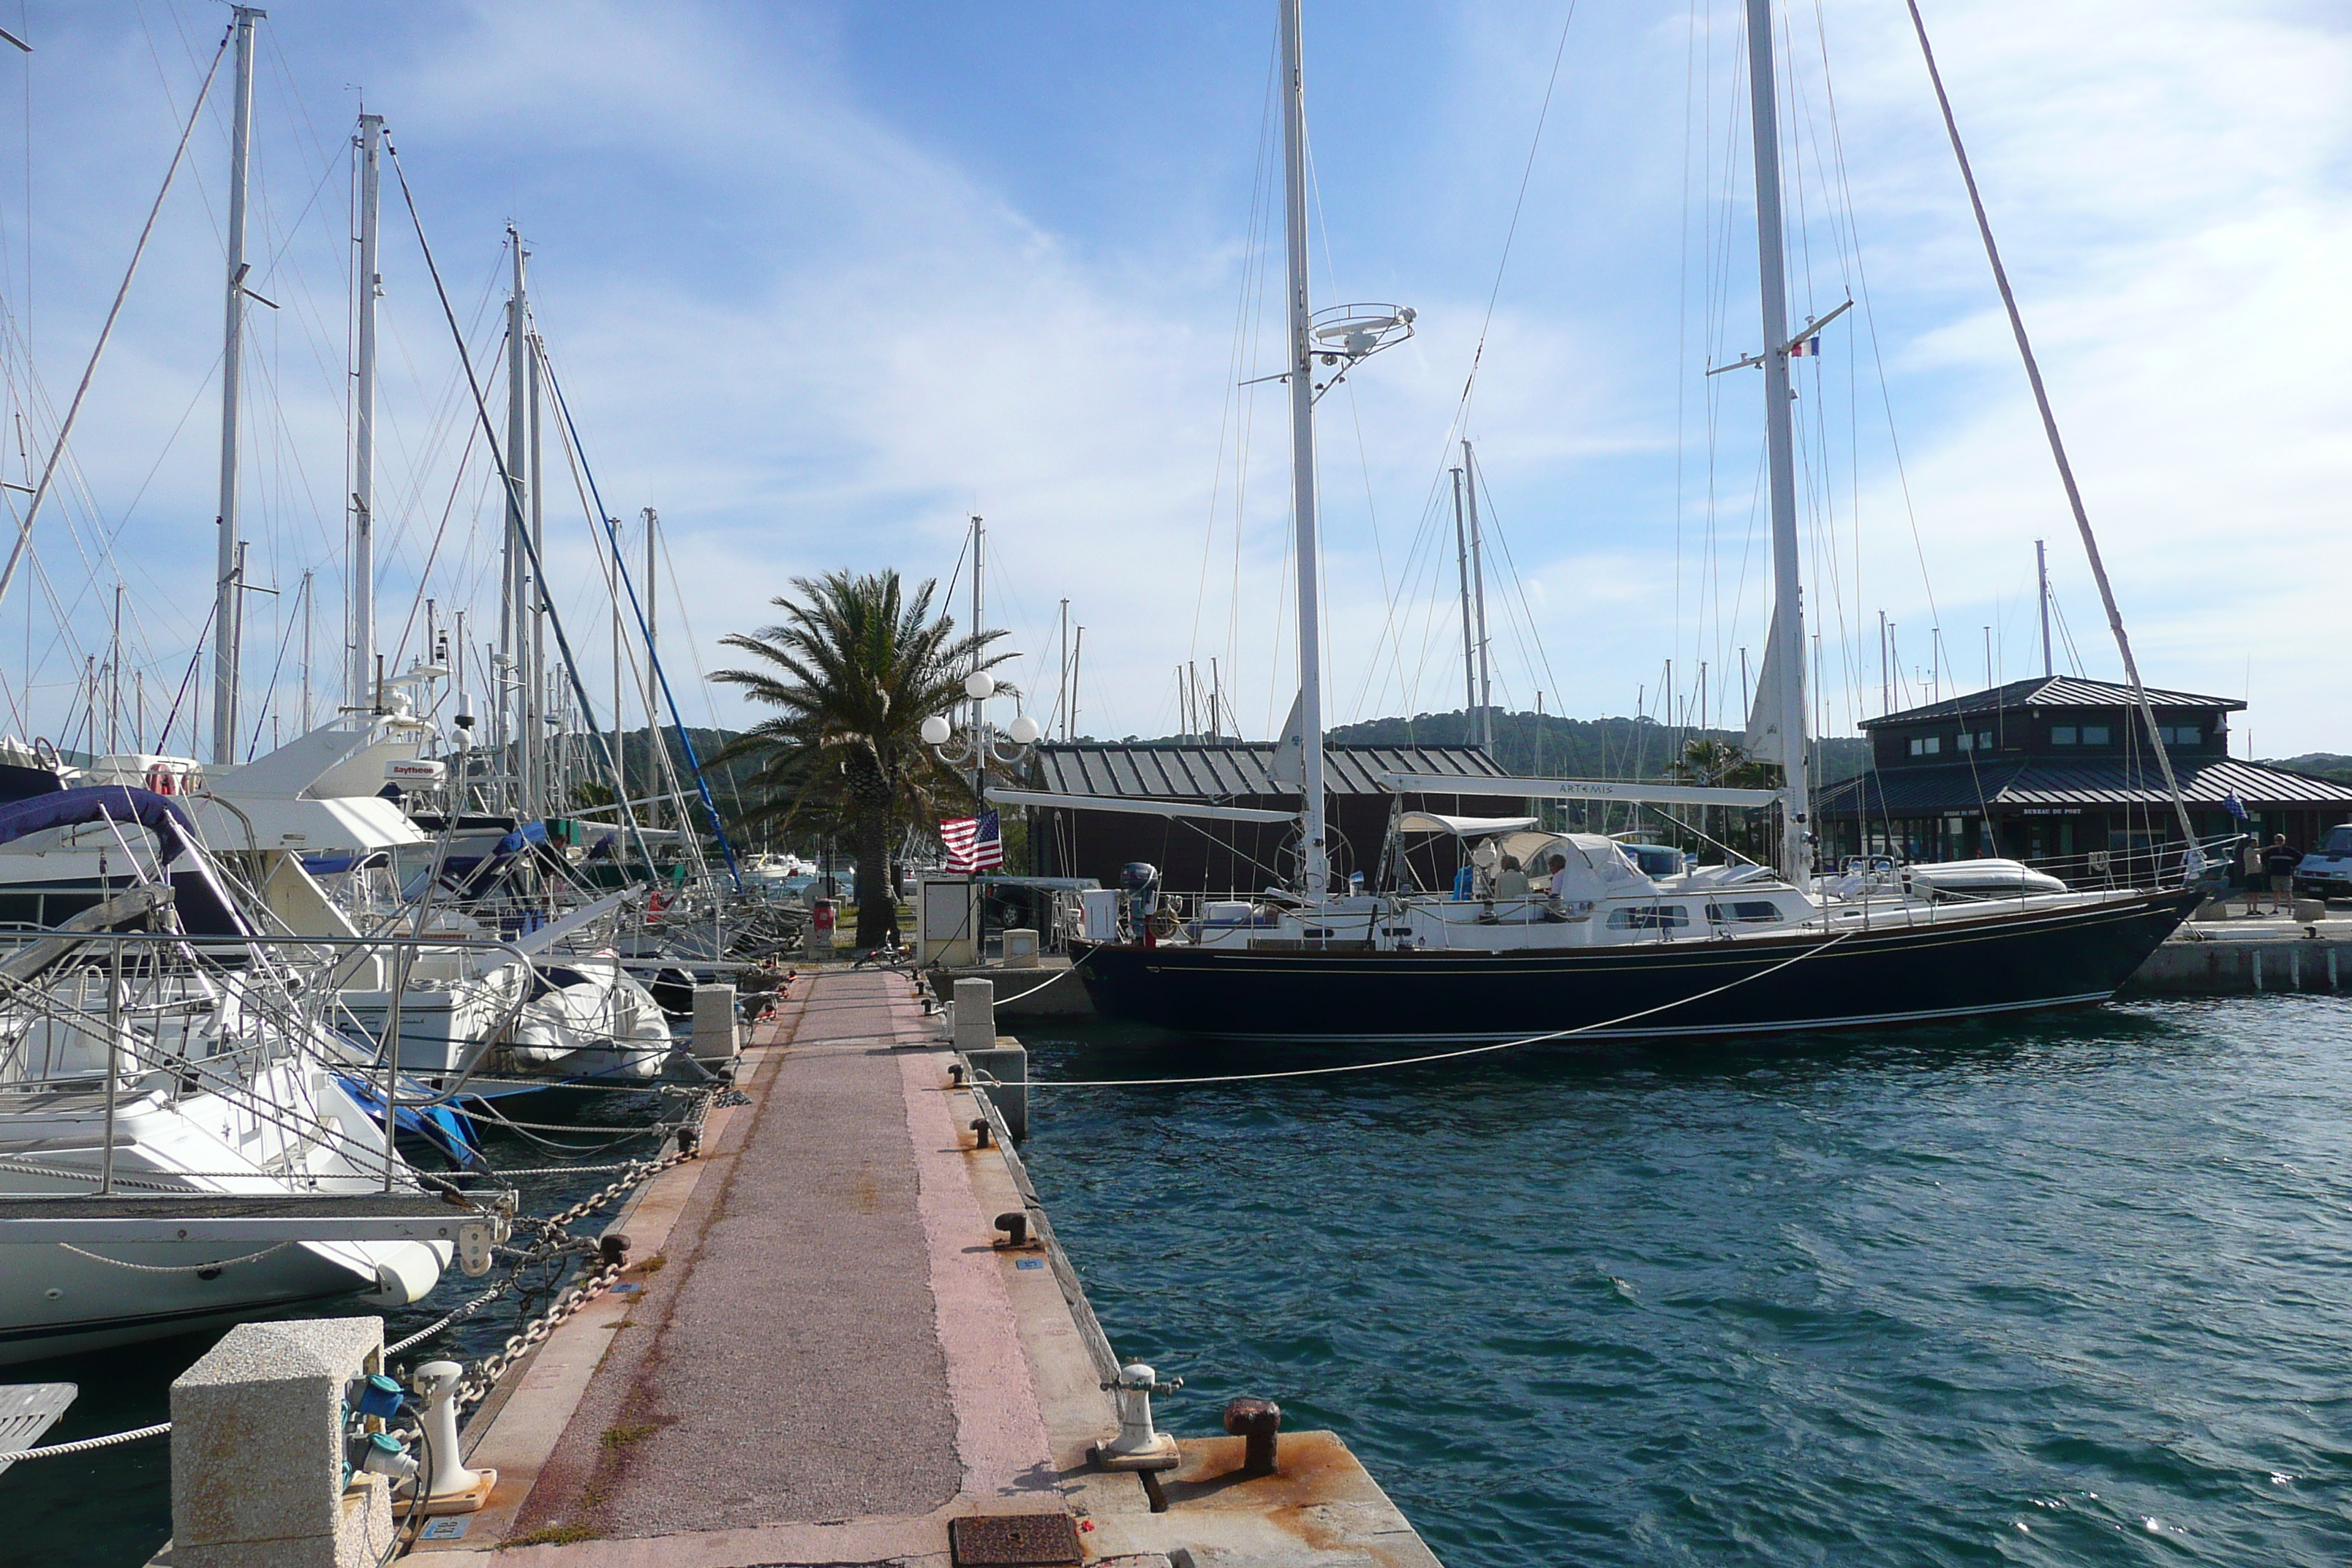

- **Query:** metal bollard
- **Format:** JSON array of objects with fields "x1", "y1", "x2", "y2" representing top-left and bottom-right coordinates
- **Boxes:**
[
  {"x1": 1224, "y1": 1397, "x2": 1284, "y2": 1475},
  {"x1": 970, "y1": 1116, "x2": 992, "y2": 1149},
  {"x1": 1093, "y1": 1362, "x2": 1182, "y2": 1471},
  {"x1": 994, "y1": 1210, "x2": 1029, "y2": 1248},
  {"x1": 410, "y1": 1361, "x2": 495, "y2": 1513}
]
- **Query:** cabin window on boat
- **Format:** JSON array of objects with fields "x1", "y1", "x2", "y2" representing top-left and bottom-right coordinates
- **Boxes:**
[
  {"x1": 1705, "y1": 900, "x2": 1782, "y2": 924},
  {"x1": 1908, "y1": 735, "x2": 1941, "y2": 756},
  {"x1": 1607, "y1": 905, "x2": 1690, "y2": 930}
]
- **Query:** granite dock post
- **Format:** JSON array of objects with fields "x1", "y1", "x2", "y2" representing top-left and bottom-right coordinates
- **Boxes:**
[{"x1": 410, "y1": 966, "x2": 1441, "y2": 1566}]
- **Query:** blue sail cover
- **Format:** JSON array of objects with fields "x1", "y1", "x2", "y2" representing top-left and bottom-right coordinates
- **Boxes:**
[
  {"x1": 0, "y1": 785, "x2": 249, "y2": 936},
  {"x1": 0, "y1": 785, "x2": 204, "y2": 859}
]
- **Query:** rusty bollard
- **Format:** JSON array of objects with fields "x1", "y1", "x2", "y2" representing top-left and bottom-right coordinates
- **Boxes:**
[
  {"x1": 1224, "y1": 1397, "x2": 1283, "y2": 1476},
  {"x1": 994, "y1": 1210, "x2": 1030, "y2": 1248},
  {"x1": 970, "y1": 1117, "x2": 992, "y2": 1149}
]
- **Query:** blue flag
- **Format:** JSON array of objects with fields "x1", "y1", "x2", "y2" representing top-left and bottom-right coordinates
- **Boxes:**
[{"x1": 2222, "y1": 790, "x2": 2248, "y2": 822}]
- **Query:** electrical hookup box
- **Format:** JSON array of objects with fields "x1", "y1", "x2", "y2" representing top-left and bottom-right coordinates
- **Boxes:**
[{"x1": 918, "y1": 875, "x2": 980, "y2": 968}]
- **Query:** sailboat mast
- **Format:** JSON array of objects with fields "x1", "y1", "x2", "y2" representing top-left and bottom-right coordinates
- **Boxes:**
[
  {"x1": 1743, "y1": 0, "x2": 1812, "y2": 881},
  {"x1": 350, "y1": 111, "x2": 382, "y2": 715},
  {"x1": 1278, "y1": 0, "x2": 1329, "y2": 895},
  {"x1": 2035, "y1": 538, "x2": 2052, "y2": 677},
  {"x1": 505, "y1": 230, "x2": 534, "y2": 815},
  {"x1": 1463, "y1": 439, "x2": 1493, "y2": 753},
  {"x1": 211, "y1": 4, "x2": 262, "y2": 766},
  {"x1": 528, "y1": 329, "x2": 546, "y2": 813},
  {"x1": 1451, "y1": 464, "x2": 1474, "y2": 720}
]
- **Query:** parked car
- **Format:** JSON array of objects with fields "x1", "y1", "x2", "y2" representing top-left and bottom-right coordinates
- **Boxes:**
[{"x1": 2293, "y1": 823, "x2": 2352, "y2": 900}]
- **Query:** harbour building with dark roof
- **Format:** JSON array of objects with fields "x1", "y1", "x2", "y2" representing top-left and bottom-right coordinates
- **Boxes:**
[
  {"x1": 1814, "y1": 678, "x2": 2352, "y2": 876},
  {"x1": 1022, "y1": 741, "x2": 1515, "y2": 893}
]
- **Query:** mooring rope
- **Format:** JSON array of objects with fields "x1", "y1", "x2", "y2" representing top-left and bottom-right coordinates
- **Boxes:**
[{"x1": 997, "y1": 925, "x2": 1863, "y2": 1088}]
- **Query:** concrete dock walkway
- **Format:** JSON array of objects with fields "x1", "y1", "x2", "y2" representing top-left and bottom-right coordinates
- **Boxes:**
[{"x1": 419, "y1": 966, "x2": 1439, "y2": 1567}]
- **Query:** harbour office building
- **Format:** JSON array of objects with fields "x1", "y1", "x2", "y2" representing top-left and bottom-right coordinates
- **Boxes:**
[{"x1": 1814, "y1": 678, "x2": 2352, "y2": 879}]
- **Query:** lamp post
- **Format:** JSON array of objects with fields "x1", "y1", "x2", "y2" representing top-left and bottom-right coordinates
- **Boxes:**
[{"x1": 922, "y1": 671, "x2": 1041, "y2": 807}]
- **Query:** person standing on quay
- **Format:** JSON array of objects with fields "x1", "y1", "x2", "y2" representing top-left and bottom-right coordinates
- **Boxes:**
[{"x1": 2261, "y1": 833, "x2": 2303, "y2": 914}]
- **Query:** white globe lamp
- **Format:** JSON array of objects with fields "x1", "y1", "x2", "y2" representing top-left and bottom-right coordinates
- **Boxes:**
[
  {"x1": 1007, "y1": 715, "x2": 1041, "y2": 745},
  {"x1": 919, "y1": 714, "x2": 953, "y2": 746},
  {"x1": 963, "y1": 671, "x2": 996, "y2": 701}
]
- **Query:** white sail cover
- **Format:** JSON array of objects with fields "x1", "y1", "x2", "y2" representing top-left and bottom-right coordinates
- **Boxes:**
[
  {"x1": 1744, "y1": 606, "x2": 1793, "y2": 768},
  {"x1": 1269, "y1": 690, "x2": 1305, "y2": 791}
]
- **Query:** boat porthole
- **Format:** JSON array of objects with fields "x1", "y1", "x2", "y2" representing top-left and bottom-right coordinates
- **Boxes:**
[
  {"x1": 197, "y1": 1266, "x2": 223, "y2": 1281},
  {"x1": 43, "y1": 1287, "x2": 61, "y2": 1300}
]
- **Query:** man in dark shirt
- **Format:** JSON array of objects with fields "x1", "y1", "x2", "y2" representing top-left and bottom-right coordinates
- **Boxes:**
[{"x1": 2261, "y1": 834, "x2": 2302, "y2": 913}]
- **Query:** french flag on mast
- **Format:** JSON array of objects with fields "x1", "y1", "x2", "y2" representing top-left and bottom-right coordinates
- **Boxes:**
[
  {"x1": 941, "y1": 810, "x2": 1004, "y2": 874},
  {"x1": 1789, "y1": 334, "x2": 1823, "y2": 357}
]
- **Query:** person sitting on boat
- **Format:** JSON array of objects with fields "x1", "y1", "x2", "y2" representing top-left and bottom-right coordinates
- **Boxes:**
[
  {"x1": 1546, "y1": 853, "x2": 1572, "y2": 901},
  {"x1": 1494, "y1": 855, "x2": 1531, "y2": 899}
]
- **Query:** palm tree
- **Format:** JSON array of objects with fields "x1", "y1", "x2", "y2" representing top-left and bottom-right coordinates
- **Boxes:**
[
  {"x1": 1666, "y1": 736, "x2": 1779, "y2": 859},
  {"x1": 714, "y1": 570, "x2": 1010, "y2": 950}
]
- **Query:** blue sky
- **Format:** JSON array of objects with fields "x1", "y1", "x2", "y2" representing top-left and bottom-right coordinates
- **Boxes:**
[{"x1": 1, "y1": 0, "x2": 2345, "y2": 761}]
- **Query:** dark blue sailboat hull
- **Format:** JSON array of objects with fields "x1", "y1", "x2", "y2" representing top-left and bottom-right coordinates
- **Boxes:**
[{"x1": 1074, "y1": 889, "x2": 2201, "y2": 1045}]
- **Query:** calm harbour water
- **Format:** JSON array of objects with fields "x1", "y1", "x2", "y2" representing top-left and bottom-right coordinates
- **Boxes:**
[
  {"x1": 1020, "y1": 996, "x2": 2352, "y2": 1567},
  {"x1": 15, "y1": 997, "x2": 2352, "y2": 1564}
]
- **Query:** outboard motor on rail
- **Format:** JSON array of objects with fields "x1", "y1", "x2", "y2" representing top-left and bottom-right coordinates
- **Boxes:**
[{"x1": 1119, "y1": 862, "x2": 1161, "y2": 938}]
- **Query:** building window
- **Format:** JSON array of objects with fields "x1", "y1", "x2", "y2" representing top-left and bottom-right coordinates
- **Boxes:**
[
  {"x1": 2081, "y1": 725, "x2": 2111, "y2": 745},
  {"x1": 1956, "y1": 731, "x2": 1994, "y2": 752},
  {"x1": 1908, "y1": 735, "x2": 1942, "y2": 757},
  {"x1": 2160, "y1": 725, "x2": 2201, "y2": 745},
  {"x1": 1607, "y1": 905, "x2": 1690, "y2": 930},
  {"x1": 2051, "y1": 726, "x2": 2078, "y2": 745}
]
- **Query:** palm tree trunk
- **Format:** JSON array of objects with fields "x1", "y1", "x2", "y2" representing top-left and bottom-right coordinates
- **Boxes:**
[{"x1": 852, "y1": 812, "x2": 897, "y2": 950}]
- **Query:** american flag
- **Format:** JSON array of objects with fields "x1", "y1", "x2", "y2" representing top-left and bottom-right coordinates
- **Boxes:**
[{"x1": 941, "y1": 810, "x2": 1003, "y2": 873}]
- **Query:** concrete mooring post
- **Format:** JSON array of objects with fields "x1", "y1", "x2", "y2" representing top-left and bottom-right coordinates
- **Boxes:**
[
  {"x1": 167, "y1": 1318, "x2": 402, "y2": 1567},
  {"x1": 953, "y1": 976, "x2": 1029, "y2": 1142}
]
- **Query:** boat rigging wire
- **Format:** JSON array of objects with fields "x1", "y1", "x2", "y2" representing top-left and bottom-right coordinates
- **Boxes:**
[
  {"x1": 384, "y1": 140, "x2": 658, "y2": 879},
  {"x1": 0, "y1": 23, "x2": 229, "y2": 619},
  {"x1": 1901, "y1": 0, "x2": 2199, "y2": 858}
]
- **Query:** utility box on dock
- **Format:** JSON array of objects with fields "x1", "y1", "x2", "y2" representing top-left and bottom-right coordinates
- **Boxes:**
[
  {"x1": 692, "y1": 984, "x2": 739, "y2": 1063},
  {"x1": 167, "y1": 1318, "x2": 396, "y2": 1567},
  {"x1": 919, "y1": 875, "x2": 980, "y2": 968}
]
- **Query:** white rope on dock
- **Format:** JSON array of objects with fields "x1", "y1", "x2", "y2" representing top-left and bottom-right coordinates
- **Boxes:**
[
  {"x1": 388, "y1": 1279, "x2": 514, "y2": 1355},
  {"x1": 5, "y1": 1421, "x2": 171, "y2": 1460}
]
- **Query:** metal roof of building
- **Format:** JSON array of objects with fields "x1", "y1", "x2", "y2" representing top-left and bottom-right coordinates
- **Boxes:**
[
  {"x1": 1857, "y1": 677, "x2": 2244, "y2": 730},
  {"x1": 1033, "y1": 742, "x2": 1509, "y2": 801},
  {"x1": 1817, "y1": 756, "x2": 2352, "y2": 816}
]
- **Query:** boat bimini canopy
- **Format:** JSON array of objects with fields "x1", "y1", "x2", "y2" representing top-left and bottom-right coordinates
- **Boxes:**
[
  {"x1": 1382, "y1": 772, "x2": 1782, "y2": 810},
  {"x1": 1398, "y1": 812, "x2": 1537, "y2": 837}
]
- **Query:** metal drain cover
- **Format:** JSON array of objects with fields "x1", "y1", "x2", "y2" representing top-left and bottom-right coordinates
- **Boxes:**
[{"x1": 948, "y1": 1511, "x2": 1084, "y2": 1567}]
